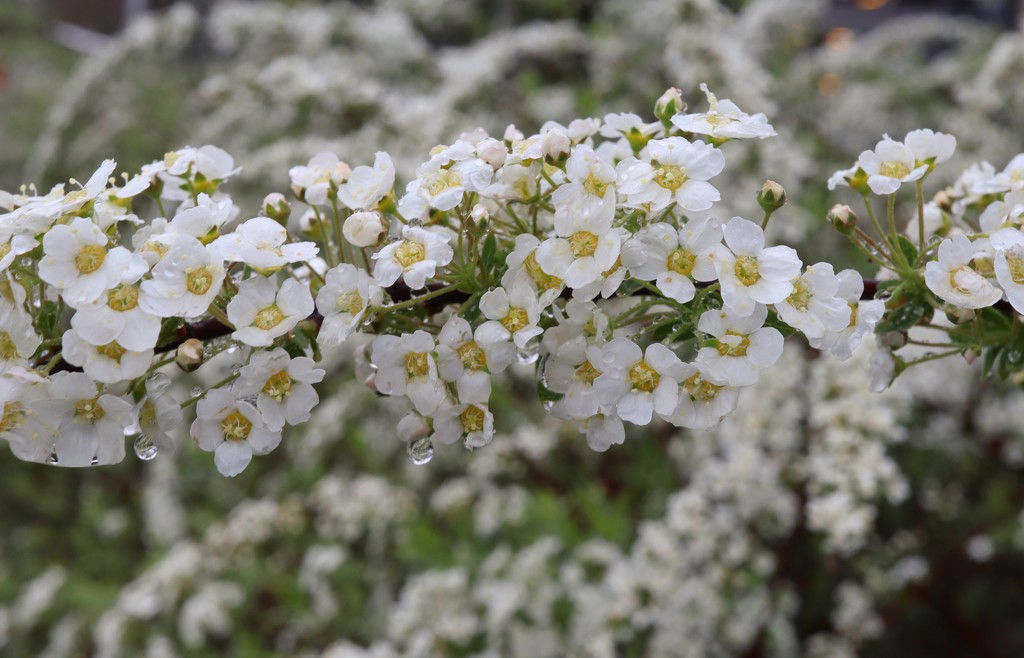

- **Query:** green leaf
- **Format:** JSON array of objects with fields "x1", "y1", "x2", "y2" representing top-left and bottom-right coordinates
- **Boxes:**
[
  {"x1": 36, "y1": 301, "x2": 62, "y2": 339},
  {"x1": 875, "y1": 298, "x2": 928, "y2": 334},
  {"x1": 481, "y1": 233, "x2": 497, "y2": 275},
  {"x1": 896, "y1": 236, "x2": 919, "y2": 266}
]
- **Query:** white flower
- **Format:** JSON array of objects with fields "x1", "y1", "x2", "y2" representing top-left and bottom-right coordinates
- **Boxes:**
[
  {"x1": 905, "y1": 128, "x2": 956, "y2": 166},
  {"x1": 342, "y1": 211, "x2": 386, "y2": 247},
  {"x1": 1, "y1": 159, "x2": 116, "y2": 234},
  {"x1": 979, "y1": 191, "x2": 1024, "y2": 232},
  {"x1": 139, "y1": 237, "x2": 225, "y2": 318},
  {"x1": 167, "y1": 193, "x2": 237, "y2": 243},
  {"x1": 501, "y1": 234, "x2": 564, "y2": 305},
  {"x1": 70, "y1": 267, "x2": 162, "y2": 351},
  {"x1": 397, "y1": 152, "x2": 493, "y2": 218},
  {"x1": 808, "y1": 270, "x2": 885, "y2": 361},
  {"x1": 774, "y1": 263, "x2": 852, "y2": 339},
  {"x1": 544, "y1": 341, "x2": 606, "y2": 421},
  {"x1": 550, "y1": 145, "x2": 617, "y2": 225},
  {"x1": 694, "y1": 304, "x2": 783, "y2": 387},
  {"x1": 227, "y1": 277, "x2": 315, "y2": 347},
  {"x1": 991, "y1": 228, "x2": 1024, "y2": 314},
  {"x1": 535, "y1": 219, "x2": 624, "y2": 289},
  {"x1": 135, "y1": 373, "x2": 182, "y2": 454},
  {"x1": 714, "y1": 216, "x2": 802, "y2": 316},
  {"x1": 594, "y1": 338, "x2": 684, "y2": 426},
  {"x1": 371, "y1": 330, "x2": 447, "y2": 415},
  {"x1": 670, "y1": 83, "x2": 777, "y2": 140},
  {"x1": 665, "y1": 362, "x2": 740, "y2": 430},
  {"x1": 0, "y1": 368, "x2": 53, "y2": 463},
  {"x1": 190, "y1": 388, "x2": 281, "y2": 477},
  {"x1": 233, "y1": 348, "x2": 325, "y2": 432},
  {"x1": 599, "y1": 112, "x2": 660, "y2": 142},
  {"x1": 924, "y1": 233, "x2": 1001, "y2": 309},
  {"x1": 315, "y1": 264, "x2": 383, "y2": 348},
  {"x1": 0, "y1": 232, "x2": 37, "y2": 272},
  {"x1": 479, "y1": 283, "x2": 543, "y2": 349},
  {"x1": 580, "y1": 410, "x2": 625, "y2": 452},
  {"x1": 905, "y1": 201, "x2": 949, "y2": 239},
  {"x1": 621, "y1": 216, "x2": 721, "y2": 303},
  {"x1": 289, "y1": 151, "x2": 350, "y2": 206},
  {"x1": 212, "y1": 216, "x2": 318, "y2": 270},
  {"x1": 372, "y1": 226, "x2": 453, "y2": 290},
  {"x1": 61, "y1": 329, "x2": 152, "y2": 384},
  {"x1": 435, "y1": 315, "x2": 513, "y2": 402},
  {"x1": 616, "y1": 137, "x2": 724, "y2": 213},
  {"x1": 38, "y1": 217, "x2": 144, "y2": 307},
  {"x1": 32, "y1": 372, "x2": 134, "y2": 467},
  {"x1": 433, "y1": 401, "x2": 494, "y2": 448},
  {"x1": 0, "y1": 307, "x2": 40, "y2": 372},
  {"x1": 857, "y1": 137, "x2": 928, "y2": 196},
  {"x1": 338, "y1": 151, "x2": 395, "y2": 211}
]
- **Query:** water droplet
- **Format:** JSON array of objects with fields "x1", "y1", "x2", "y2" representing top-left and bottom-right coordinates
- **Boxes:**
[
  {"x1": 542, "y1": 400, "x2": 554, "y2": 411},
  {"x1": 48, "y1": 451, "x2": 58, "y2": 464},
  {"x1": 407, "y1": 436, "x2": 434, "y2": 465},
  {"x1": 90, "y1": 457, "x2": 99, "y2": 466},
  {"x1": 191, "y1": 387, "x2": 203, "y2": 398},
  {"x1": 226, "y1": 345, "x2": 237, "y2": 354},
  {"x1": 134, "y1": 435, "x2": 158, "y2": 461},
  {"x1": 515, "y1": 338, "x2": 540, "y2": 365},
  {"x1": 230, "y1": 364, "x2": 241, "y2": 376},
  {"x1": 407, "y1": 217, "x2": 423, "y2": 228}
]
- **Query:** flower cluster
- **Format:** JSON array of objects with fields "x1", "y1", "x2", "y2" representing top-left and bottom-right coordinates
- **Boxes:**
[
  {"x1": 827, "y1": 128, "x2": 1024, "y2": 388},
  {"x1": 1, "y1": 86, "x2": 888, "y2": 474}
]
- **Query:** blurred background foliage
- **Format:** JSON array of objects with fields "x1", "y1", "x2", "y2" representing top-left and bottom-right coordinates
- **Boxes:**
[{"x1": 4, "y1": 0, "x2": 1024, "y2": 656}]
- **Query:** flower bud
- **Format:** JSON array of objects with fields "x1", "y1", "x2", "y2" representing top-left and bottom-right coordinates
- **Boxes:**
[
  {"x1": 175, "y1": 338, "x2": 205, "y2": 372},
  {"x1": 343, "y1": 211, "x2": 385, "y2": 247},
  {"x1": 934, "y1": 188, "x2": 954, "y2": 212},
  {"x1": 476, "y1": 137, "x2": 508, "y2": 170},
  {"x1": 757, "y1": 180, "x2": 787, "y2": 214},
  {"x1": 471, "y1": 204, "x2": 489, "y2": 223},
  {"x1": 654, "y1": 87, "x2": 685, "y2": 124},
  {"x1": 262, "y1": 192, "x2": 291, "y2": 226},
  {"x1": 963, "y1": 349, "x2": 979, "y2": 365},
  {"x1": 944, "y1": 304, "x2": 976, "y2": 325},
  {"x1": 828, "y1": 204, "x2": 858, "y2": 235},
  {"x1": 542, "y1": 130, "x2": 571, "y2": 162},
  {"x1": 503, "y1": 124, "x2": 524, "y2": 143}
]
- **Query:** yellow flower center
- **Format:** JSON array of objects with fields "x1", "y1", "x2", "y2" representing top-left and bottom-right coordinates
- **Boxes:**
[
  {"x1": 336, "y1": 290, "x2": 364, "y2": 315},
  {"x1": 457, "y1": 341, "x2": 488, "y2": 370},
  {"x1": 394, "y1": 240, "x2": 426, "y2": 268},
  {"x1": 253, "y1": 304, "x2": 285, "y2": 330},
  {"x1": 75, "y1": 244, "x2": 106, "y2": 274},
  {"x1": 583, "y1": 173, "x2": 610, "y2": 198},
  {"x1": 683, "y1": 372, "x2": 720, "y2": 402},
  {"x1": 573, "y1": 360, "x2": 601, "y2": 385},
  {"x1": 570, "y1": 231, "x2": 599, "y2": 258},
  {"x1": 186, "y1": 266, "x2": 215, "y2": 295},
  {"x1": 424, "y1": 169, "x2": 462, "y2": 198},
  {"x1": 107, "y1": 284, "x2": 140, "y2": 312},
  {"x1": 221, "y1": 410, "x2": 253, "y2": 441},
  {"x1": 653, "y1": 164, "x2": 687, "y2": 191},
  {"x1": 262, "y1": 370, "x2": 293, "y2": 402},
  {"x1": 524, "y1": 252, "x2": 563, "y2": 290},
  {"x1": 460, "y1": 405, "x2": 486, "y2": 433},
  {"x1": 0, "y1": 332, "x2": 17, "y2": 360},
  {"x1": 96, "y1": 342, "x2": 127, "y2": 362},
  {"x1": 787, "y1": 278, "x2": 812, "y2": 311},
  {"x1": 1007, "y1": 253, "x2": 1024, "y2": 284},
  {"x1": 715, "y1": 332, "x2": 751, "y2": 357},
  {"x1": 627, "y1": 361, "x2": 660, "y2": 393},
  {"x1": 667, "y1": 248, "x2": 696, "y2": 276},
  {"x1": 404, "y1": 351, "x2": 431, "y2": 379},
  {"x1": 501, "y1": 308, "x2": 530, "y2": 333},
  {"x1": 734, "y1": 256, "x2": 761, "y2": 286},
  {"x1": 74, "y1": 397, "x2": 105, "y2": 422},
  {"x1": 879, "y1": 161, "x2": 911, "y2": 179},
  {"x1": 0, "y1": 401, "x2": 27, "y2": 431}
]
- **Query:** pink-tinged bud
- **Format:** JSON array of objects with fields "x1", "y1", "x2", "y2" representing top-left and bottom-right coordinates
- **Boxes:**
[
  {"x1": 262, "y1": 192, "x2": 291, "y2": 226},
  {"x1": 476, "y1": 137, "x2": 508, "y2": 170},
  {"x1": 175, "y1": 339, "x2": 205, "y2": 372},
  {"x1": 503, "y1": 124, "x2": 524, "y2": 143},
  {"x1": 828, "y1": 204, "x2": 858, "y2": 235},
  {"x1": 471, "y1": 204, "x2": 489, "y2": 223},
  {"x1": 343, "y1": 211, "x2": 386, "y2": 247},
  {"x1": 654, "y1": 87, "x2": 685, "y2": 123},
  {"x1": 542, "y1": 130, "x2": 571, "y2": 162}
]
